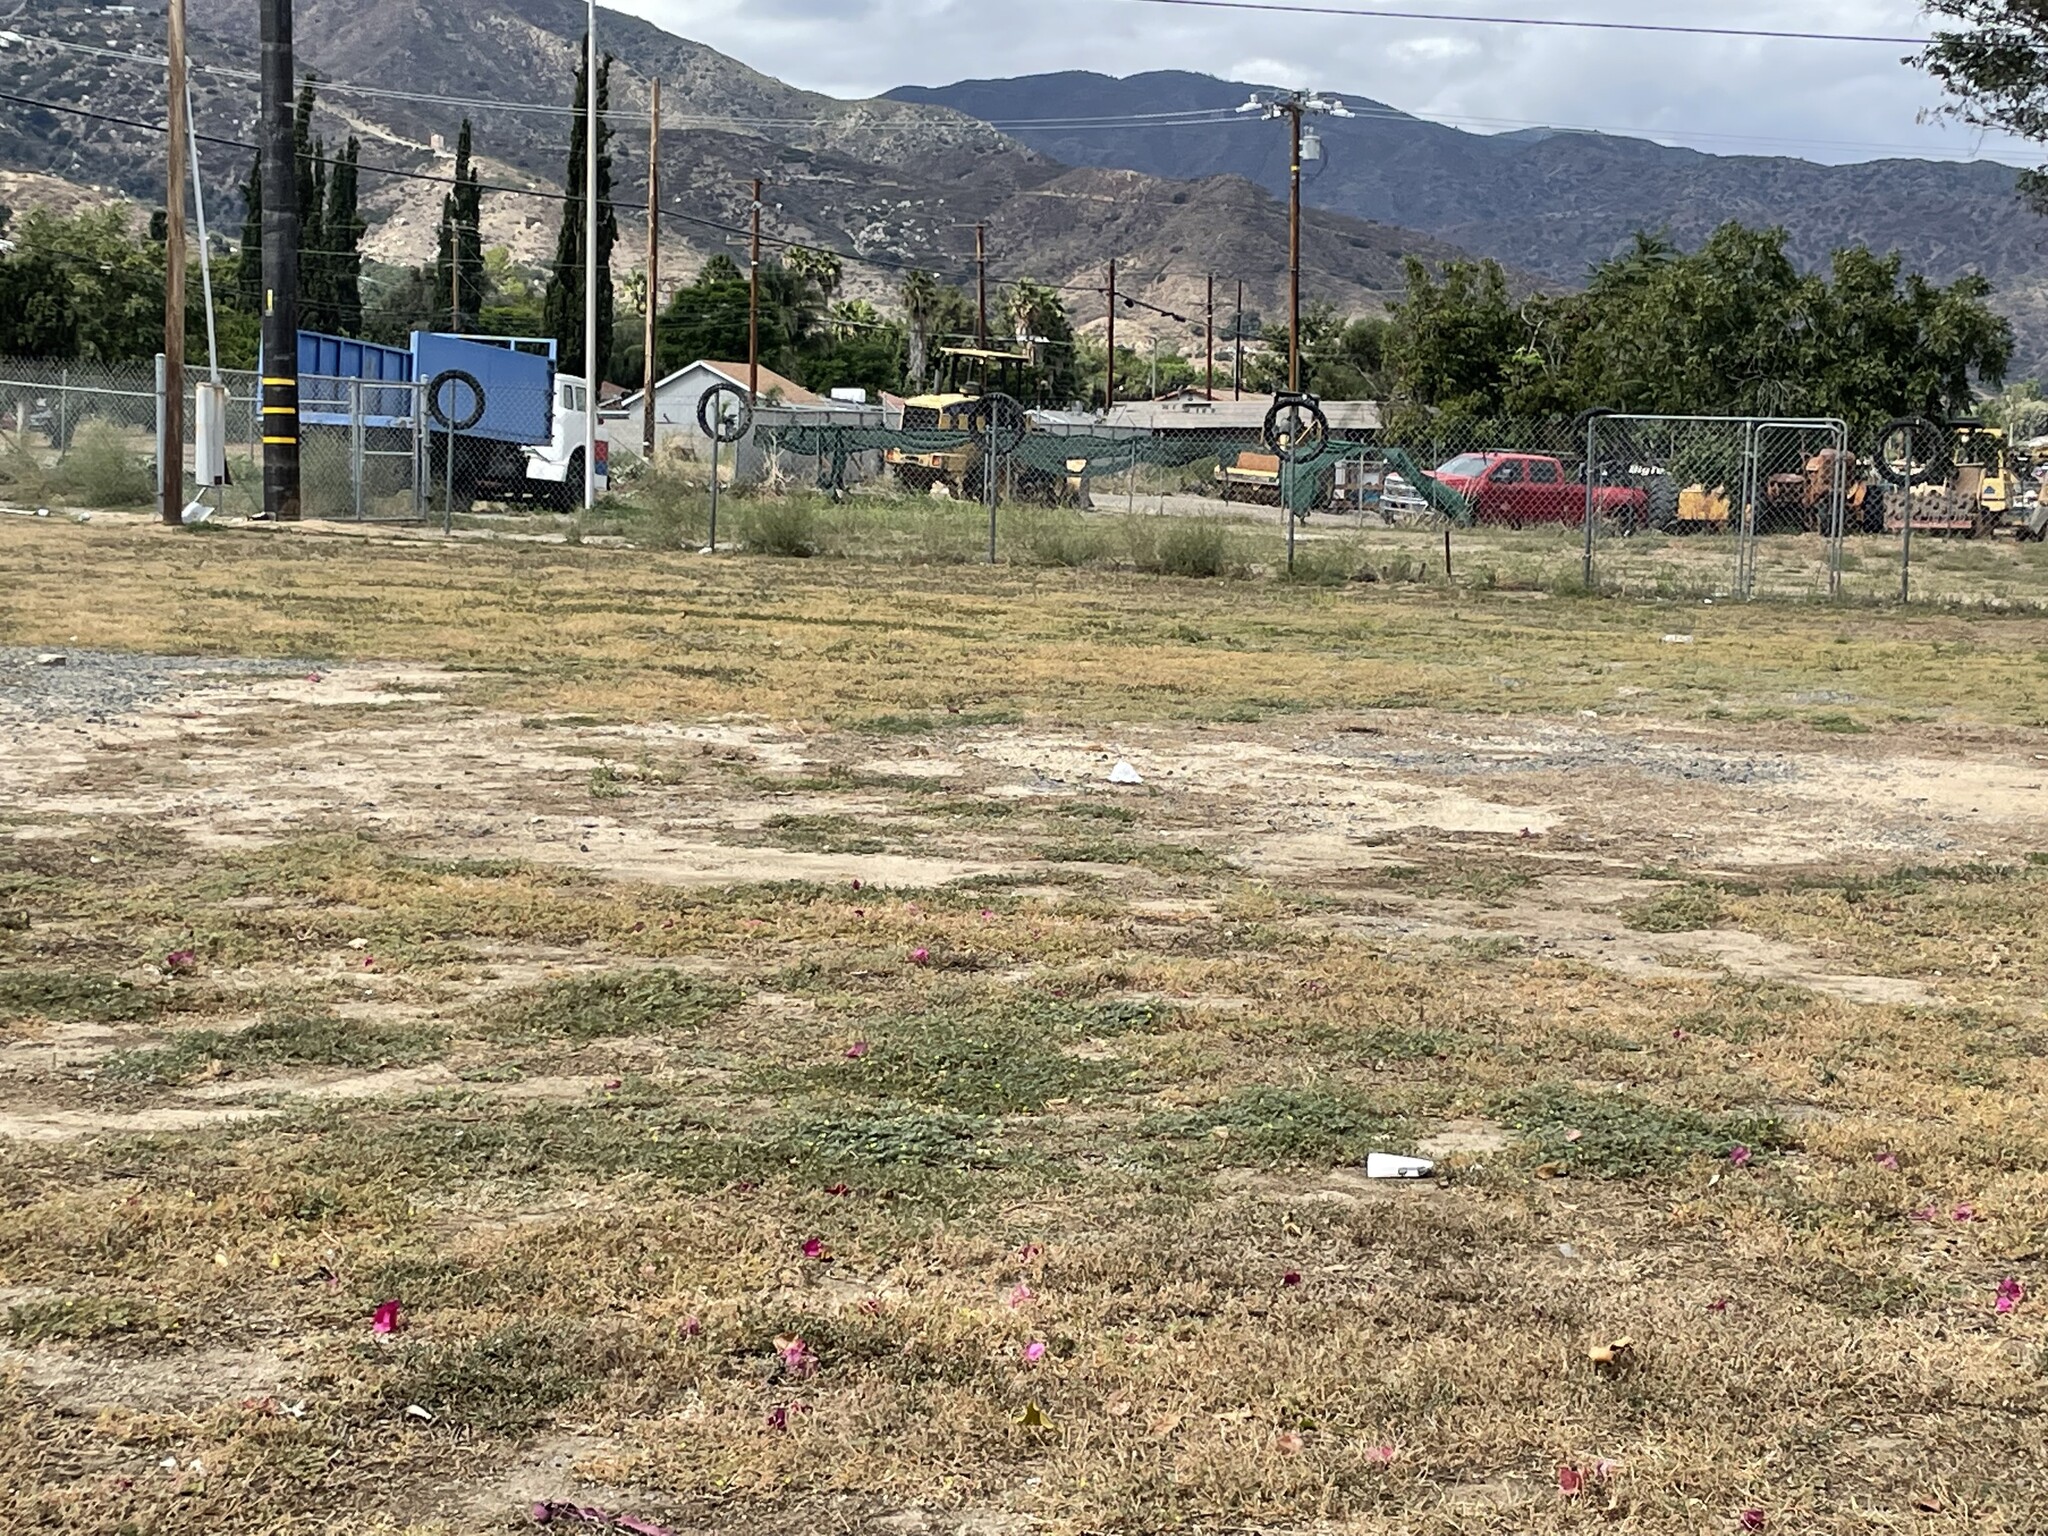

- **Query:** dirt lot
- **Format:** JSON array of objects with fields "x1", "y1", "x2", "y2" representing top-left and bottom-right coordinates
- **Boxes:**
[{"x1": 2, "y1": 517, "x2": 2046, "y2": 1535}]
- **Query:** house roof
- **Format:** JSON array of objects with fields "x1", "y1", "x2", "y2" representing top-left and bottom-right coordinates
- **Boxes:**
[{"x1": 620, "y1": 359, "x2": 823, "y2": 411}]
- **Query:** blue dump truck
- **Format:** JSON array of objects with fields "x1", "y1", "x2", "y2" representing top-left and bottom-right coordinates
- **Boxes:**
[{"x1": 296, "y1": 330, "x2": 608, "y2": 508}]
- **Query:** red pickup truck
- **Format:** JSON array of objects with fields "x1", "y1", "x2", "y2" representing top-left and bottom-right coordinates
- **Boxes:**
[{"x1": 1429, "y1": 452, "x2": 1649, "y2": 531}]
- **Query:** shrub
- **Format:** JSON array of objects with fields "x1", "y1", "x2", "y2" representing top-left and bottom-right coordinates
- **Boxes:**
[
  {"x1": 51, "y1": 420, "x2": 153, "y2": 508},
  {"x1": 740, "y1": 498, "x2": 832, "y2": 557}
]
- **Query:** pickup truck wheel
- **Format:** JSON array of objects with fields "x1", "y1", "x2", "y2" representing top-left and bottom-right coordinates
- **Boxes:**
[{"x1": 548, "y1": 450, "x2": 584, "y2": 513}]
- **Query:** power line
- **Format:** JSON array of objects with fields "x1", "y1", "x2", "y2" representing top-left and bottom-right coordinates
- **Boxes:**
[{"x1": 1115, "y1": 0, "x2": 1926, "y2": 45}]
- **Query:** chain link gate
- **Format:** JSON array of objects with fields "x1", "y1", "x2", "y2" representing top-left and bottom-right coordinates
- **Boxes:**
[{"x1": 1584, "y1": 414, "x2": 1851, "y2": 599}]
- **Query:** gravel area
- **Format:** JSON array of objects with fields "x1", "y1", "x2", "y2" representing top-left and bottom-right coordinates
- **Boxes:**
[{"x1": 0, "y1": 647, "x2": 312, "y2": 725}]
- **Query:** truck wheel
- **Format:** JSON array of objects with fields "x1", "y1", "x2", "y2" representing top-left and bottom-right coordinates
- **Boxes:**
[{"x1": 549, "y1": 450, "x2": 584, "y2": 513}]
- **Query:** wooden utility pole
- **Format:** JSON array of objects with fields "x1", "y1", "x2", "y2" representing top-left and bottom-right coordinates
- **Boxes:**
[
  {"x1": 258, "y1": 0, "x2": 299, "y2": 519},
  {"x1": 163, "y1": 0, "x2": 188, "y2": 525},
  {"x1": 1104, "y1": 259, "x2": 1116, "y2": 410},
  {"x1": 1234, "y1": 278, "x2": 1244, "y2": 401},
  {"x1": 975, "y1": 224, "x2": 987, "y2": 349},
  {"x1": 1205, "y1": 273, "x2": 1215, "y2": 402},
  {"x1": 747, "y1": 176, "x2": 763, "y2": 402},
  {"x1": 642, "y1": 77, "x2": 659, "y2": 458}
]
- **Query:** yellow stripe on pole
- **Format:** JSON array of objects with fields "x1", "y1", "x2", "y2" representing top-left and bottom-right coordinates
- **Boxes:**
[
  {"x1": 260, "y1": 405, "x2": 297, "y2": 415},
  {"x1": 260, "y1": 376, "x2": 296, "y2": 386},
  {"x1": 261, "y1": 435, "x2": 298, "y2": 444}
]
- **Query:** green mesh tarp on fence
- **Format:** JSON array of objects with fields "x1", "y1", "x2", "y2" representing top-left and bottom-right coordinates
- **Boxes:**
[{"x1": 757, "y1": 422, "x2": 1372, "y2": 511}]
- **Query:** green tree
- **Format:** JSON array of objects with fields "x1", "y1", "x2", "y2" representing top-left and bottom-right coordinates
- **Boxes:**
[
  {"x1": 1383, "y1": 257, "x2": 1530, "y2": 421},
  {"x1": 234, "y1": 156, "x2": 263, "y2": 313},
  {"x1": 293, "y1": 79, "x2": 332, "y2": 331},
  {"x1": 433, "y1": 121, "x2": 485, "y2": 331},
  {"x1": 0, "y1": 209, "x2": 176, "y2": 360},
  {"x1": 786, "y1": 246, "x2": 843, "y2": 304},
  {"x1": 542, "y1": 42, "x2": 619, "y2": 380},
  {"x1": 1922, "y1": 3, "x2": 2048, "y2": 215},
  {"x1": 1004, "y1": 278, "x2": 1083, "y2": 404},
  {"x1": 900, "y1": 268, "x2": 943, "y2": 388},
  {"x1": 326, "y1": 137, "x2": 365, "y2": 335},
  {"x1": 656, "y1": 255, "x2": 751, "y2": 371}
]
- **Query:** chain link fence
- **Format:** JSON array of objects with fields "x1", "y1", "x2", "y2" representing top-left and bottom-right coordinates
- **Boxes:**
[{"x1": 9, "y1": 356, "x2": 2048, "y2": 606}]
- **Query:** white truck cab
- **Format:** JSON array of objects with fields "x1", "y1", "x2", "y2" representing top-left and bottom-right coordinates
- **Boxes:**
[{"x1": 522, "y1": 375, "x2": 610, "y2": 507}]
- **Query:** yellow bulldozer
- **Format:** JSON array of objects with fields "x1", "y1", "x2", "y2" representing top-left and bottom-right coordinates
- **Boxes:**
[{"x1": 886, "y1": 346, "x2": 1036, "y2": 500}]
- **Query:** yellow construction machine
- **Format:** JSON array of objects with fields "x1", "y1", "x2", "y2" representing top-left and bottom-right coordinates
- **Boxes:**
[{"x1": 887, "y1": 346, "x2": 1034, "y2": 499}]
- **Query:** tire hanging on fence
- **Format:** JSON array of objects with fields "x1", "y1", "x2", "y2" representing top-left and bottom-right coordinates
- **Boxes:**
[
  {"x1": 1261, "y1": 393, "x2": 1329, "y2": 462},
  {"x1": 1875, "y1": 417, "x2": 1947, "y2": 489},
  {"x1": 426, "y1": 369, "x2": 486, "y2": 432},
  {"x1": 698, "y1": 381, "x2": 753, "y2": 444}
]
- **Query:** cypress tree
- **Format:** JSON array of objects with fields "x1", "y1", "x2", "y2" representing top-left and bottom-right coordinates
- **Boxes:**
[{"x1": 327, "y1": 137, "x2": 364, "y2": 335}]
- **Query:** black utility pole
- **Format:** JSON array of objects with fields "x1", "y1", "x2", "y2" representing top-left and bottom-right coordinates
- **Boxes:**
[
  {"x1": 163, "y1": 0, "x2": 188, "y2": 525},
  {"x1": 258, "y1": 0, "x2": 300, "y2": 519}
]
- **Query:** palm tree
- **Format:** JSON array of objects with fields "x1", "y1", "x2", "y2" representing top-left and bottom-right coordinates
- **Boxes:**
[
  {"x1": 901, "y1": 269, "x2": 942, "y2": 388},
  {"x1": 787, "y1": 246, "x2": 843, "y2": 304}
]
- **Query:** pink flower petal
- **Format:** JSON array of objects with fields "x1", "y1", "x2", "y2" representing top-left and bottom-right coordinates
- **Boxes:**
[
  {"x1": 1006, "y1": 1283, "x2": 1035, "y2": 1308},
  {"x1": 825, "y1": 1183, "x2": 852, "y2": 1197},
  {"x1": 1995, "y1": 1277, "x2": 2025, "y2": 1314},
  {"x1": 844, "y1": 1041, "x2": 870, "y2": 1060},
  {"x1": 162, "y1": 949, "x2": 197, "y2": 974},
  {"x1": 371, "y1": 1299, "x2": 402, "y2": 1335},
  {"x1": 1953, "y1": 1204, "x2": 1979, "y2": 1222},
  {"x1": 851, "y1": 879, "x2": 862, "y2": 891},
  {"x1": 1874, "y1": 1152, "x2": 1900, "y2": 1172},
  {"x1": 1739, "y1": 1511, "x2": 1766, "y2": 1532},
  {"x1": 680, "y1": 1316, "x2": 702, "y2": 1338},
  {"x1": 1728, "y1": 1145, "x2": 1753, "y2": 1169},
  {"x1": 777, "y1": 1336, "x2": 818, "y2": 1378},
  {"x1": 1281, "y1": 1270, "x2": 1303, "y2": 1288},
  {"x1": 1364, "y1": 1445, "x2": 1397, "y2": 1464},
  {"x1": 801, "y1": 1237, "x2": 825, "y2": 1260},
  {"x1": 1558, "y1": 1466, "x2": 1584, "y2": 1496},
  {"x1": 1023, "y1": 1340, "x2": 1046, "y2": 1362},
  {"x1": 910, "y1": 947, "x2": 931, "y2": 966},
  {"x1": 1909, "y1": 1205, "x2": 1937, "y2": 1222}
]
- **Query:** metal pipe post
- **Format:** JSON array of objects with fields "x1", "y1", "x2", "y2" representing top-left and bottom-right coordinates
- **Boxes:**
[
  {"x1": 1581, "y1": 414, "x2": 1598, "y2": 588},
  {"x1": 350, "y1": 378, "x2": 364, "y2": 521},
  {"x1": 643, "y1": 77, "x2": 660, "y2": 460},
  {"x1": 582, "y1": 0, "x2": 599, "y2": 512}
]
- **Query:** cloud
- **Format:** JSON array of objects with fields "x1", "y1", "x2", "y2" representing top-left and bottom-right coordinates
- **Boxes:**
[{"x1": 619, "y1": 0, "x2": 2036, "y2": 167}]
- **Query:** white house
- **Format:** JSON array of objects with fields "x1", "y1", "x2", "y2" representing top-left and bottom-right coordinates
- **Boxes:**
[{"x1": 618, "y1": 360, "x2": 886, "y2": 487}]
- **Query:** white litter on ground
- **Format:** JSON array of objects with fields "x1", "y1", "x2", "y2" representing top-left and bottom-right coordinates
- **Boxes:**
[
  {"x1": 1365, "y1": 1153, "x2": 1436, "y2": 1179},
  {"x1": 1108, "y1": 761, "x2": 1144, "y2": 785}
]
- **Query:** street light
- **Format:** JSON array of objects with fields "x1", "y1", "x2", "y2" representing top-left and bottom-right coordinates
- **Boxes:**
[{"x1": 1242, "y1": 90, "x2": 1354, "y2": 393}]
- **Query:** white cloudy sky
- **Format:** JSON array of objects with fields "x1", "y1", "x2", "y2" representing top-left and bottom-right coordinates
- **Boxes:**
[{"x1": 611, "y1": 0, "x2": 2039, "y2": 167}]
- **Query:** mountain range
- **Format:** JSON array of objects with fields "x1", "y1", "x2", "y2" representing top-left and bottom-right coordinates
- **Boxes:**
[
  {"x1": 890, "y1": 71, "x2": 2048, "y2": 377},
  {"x1": 4, "y1": 4, "x2": 2046, "y2": 376}
]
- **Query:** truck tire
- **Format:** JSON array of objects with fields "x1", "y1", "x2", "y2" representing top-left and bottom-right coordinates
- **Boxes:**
[{"x1": 548, "y1": 449, "x2": 584, "y2": 513}]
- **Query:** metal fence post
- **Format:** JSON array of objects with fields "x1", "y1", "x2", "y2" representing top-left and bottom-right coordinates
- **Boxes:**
[
  {"x1": 58, "y1": 366, "x2": 69, "y2": 460},
  {"x1": 1581, "y1": 413, "x2": 1597, "y2": 589},
  {"x1": 351, "y1": 378, "x2": 366, "y2": 522},
  {"x1": 708, "y1": 431, "x2": 721, "y2": 553},
  {"x1": 152, "y1": 352, "x2": 166, "y2": 495},
  {"x1": 986, "y1": 406, "x2": 998, "y2": 564},
  {"x1": 1900, "y1": 452, "x2": 1915, "y2": 605}
]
